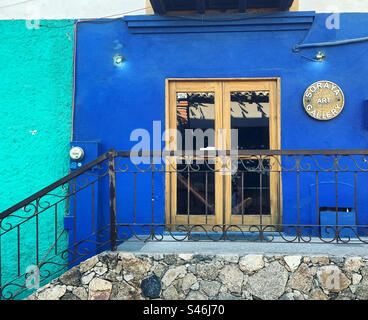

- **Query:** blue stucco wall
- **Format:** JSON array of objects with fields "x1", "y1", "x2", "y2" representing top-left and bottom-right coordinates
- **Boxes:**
[{"x1": 73, "y1": 12, "x2": 368, "y2": 238}]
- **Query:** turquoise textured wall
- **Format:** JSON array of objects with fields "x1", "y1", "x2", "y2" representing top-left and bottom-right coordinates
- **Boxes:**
[
  {"x1": 0, "y1": 20, "x2": 74, "y2": 212},
  {"x1": 0, "y1": 20, "x2": 74, "y2": 299}
]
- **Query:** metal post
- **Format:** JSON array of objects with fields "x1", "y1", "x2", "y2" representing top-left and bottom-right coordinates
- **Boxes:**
[
  {"x1": 223, "y1": 172, "x2": 226, "y2": 240},
  {"x1": 221, "y1": 152, "x2": 227, "y2": 240},
  {"x1": 108, "y1": 149, "x2": 117, "y2": 251}
]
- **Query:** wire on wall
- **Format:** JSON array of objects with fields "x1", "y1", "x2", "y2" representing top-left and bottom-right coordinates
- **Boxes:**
[
  {"x1": 0, "y1": 0, "x2": 38, "y2": 10},
  {"x1": 39, "y1": 7, "x2": 149, "y2": 29}
]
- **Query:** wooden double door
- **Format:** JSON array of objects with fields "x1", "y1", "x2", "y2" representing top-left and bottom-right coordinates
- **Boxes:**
[{"x1": 165, "y1": 78, "x2": 281, "y2": 229}]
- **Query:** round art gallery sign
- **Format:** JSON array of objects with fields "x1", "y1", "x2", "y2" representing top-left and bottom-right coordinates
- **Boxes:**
[{"x1": 303, "y1": 81, "x2": 345, "y2": 120}]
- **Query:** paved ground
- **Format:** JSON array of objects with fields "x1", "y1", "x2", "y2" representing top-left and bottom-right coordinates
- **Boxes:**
[{"x1": 117, "y1": 235, "x2": 368, "y2": 257}]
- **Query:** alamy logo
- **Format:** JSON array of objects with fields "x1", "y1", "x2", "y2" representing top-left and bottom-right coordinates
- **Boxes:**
[
  {"x1": 326, "y1": 13, "x2": 340, "y2": 30},
  {"x1": 325, "y1": 6, "x2": 341, "y2": 30},
  {"x1": 25, "y1": 265, "x2": 40, "y2": 290},
  {"x1": 25, "y1": 20, "x2": 40, "y2": 30},
  {"x1": 130, "y1": 121, "x2": 239, "y2": 175},
  {"x1": 325, "y1": 268, "x2": 341, "y2": 291}
]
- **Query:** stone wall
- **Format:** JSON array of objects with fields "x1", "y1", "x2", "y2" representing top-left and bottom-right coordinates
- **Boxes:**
[{"x1": 27, "y1": 251, "x2": 368, "y2": 300}]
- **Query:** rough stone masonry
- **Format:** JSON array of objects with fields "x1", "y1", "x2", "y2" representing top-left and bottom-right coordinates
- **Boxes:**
[{"x1": 26, "y1": 252, "x2": 368, "y2": 300}]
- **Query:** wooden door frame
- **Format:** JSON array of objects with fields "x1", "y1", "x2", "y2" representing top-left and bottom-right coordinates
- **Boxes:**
[
  {"x1": 165, "y1": 80, "x2": 223, "y2": 227},
  {"x1": 222, "y1": 79, "x2": 281, "y2": 227},
  {"x1": 165, "y1": 78, "x2": 281, "y2": 228}
]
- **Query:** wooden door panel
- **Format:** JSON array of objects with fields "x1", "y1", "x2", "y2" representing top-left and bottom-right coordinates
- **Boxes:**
[{"x1": 166, "y1": 79, "x2": 281, "y2": 230}]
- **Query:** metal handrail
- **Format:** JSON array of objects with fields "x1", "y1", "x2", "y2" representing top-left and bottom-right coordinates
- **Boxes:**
[
  {"x1": 117, "y1": 149, "x2": 368, "y2": 157},
  {"x1": 1, "y1": 148, "x2": 368, "y2": 300},
  {"x1": 0, "y1": 152, "x2": 110, "y2": 220},
  {"x1": 2, "y1": 148, "x2": 367, "y2": 220}
]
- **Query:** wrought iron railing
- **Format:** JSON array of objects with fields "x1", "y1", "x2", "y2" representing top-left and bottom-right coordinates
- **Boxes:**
[
  {"x1": 0, "y1": 151, "x2": 112, "y2": 300},
  {"x1": 1, "y1": 149, "x2": 368, "y2": 299}
]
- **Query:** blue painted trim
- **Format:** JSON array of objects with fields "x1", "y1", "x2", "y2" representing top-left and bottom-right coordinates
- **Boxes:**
[
  {"x1": 125, "y1": 12, "x2": 315, "y2": 34},
  {"x1": 126, "y1": 11, "x2": 317, "y2": 20},
  {"x1": 64, "y1": 216, "x2": 74, "y2": 230},
  {"x1": 366, "y1": 100, "x2": 368, "y2": 130}
]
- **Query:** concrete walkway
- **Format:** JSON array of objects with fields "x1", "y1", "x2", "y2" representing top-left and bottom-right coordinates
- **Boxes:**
[{"x1": 117, "y1": 235, "x2": 368, "y2": 257}]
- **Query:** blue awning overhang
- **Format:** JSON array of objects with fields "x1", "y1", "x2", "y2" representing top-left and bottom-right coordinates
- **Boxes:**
[{"x1": 149, "y1": 0, "x2": 295, "y2": 15}]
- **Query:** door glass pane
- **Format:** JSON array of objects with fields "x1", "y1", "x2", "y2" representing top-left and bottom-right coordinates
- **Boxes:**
[
  {"x1": 230, "y1": 91, "x2": 271, "y2": 216},
  {"x1": 176, "y1": 92, "x2": 215, "y2": 216},
  {"x1": 230, "y1": 91, "x2": 270, "y2": 150},
  {"x1": 177, "y1": 162, "x2": 215, "y2": 216},
  {"x1": 177, "y1": 92, "x2": 215, "y2": 151},
  {"x1": 232, "y1": 159, "x2": 270, "y2": 216}
]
